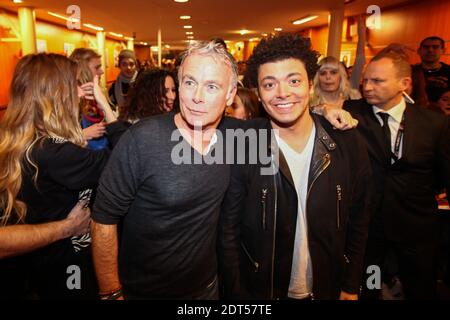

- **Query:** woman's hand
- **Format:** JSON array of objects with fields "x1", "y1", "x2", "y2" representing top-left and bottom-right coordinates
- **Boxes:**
[{"x1": 82, "y1": 123, "x2": 106, "y2": 140}]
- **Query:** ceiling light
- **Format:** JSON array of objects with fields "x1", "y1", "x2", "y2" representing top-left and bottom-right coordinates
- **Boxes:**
[
  {"x1": 180, "y1": 16, "x2": 191, "y2": 20},
  {"x1": 183, "y1": 25, "x2": 192, "y2": 29},
  {"x1": 174, "y1": 0, "x2": 189, "y2": 2},
  {"x1": 124, "y1": 36, "x2": 134, "y2": 41},
  {"x1": 48, "y1": 11, "x2": 79, "y2": 23},
  {"x1": 151, "y1": 47, "x2": 159, "y2": 52},
  {"x1": 274, "y1": 27, "x2": 282, "y2": 32},
  {"x1": 140, "y1": 42, "x2": 148, "y2": 46},
  {"x1": 165, "y1": 45, "x2": 171, "y2": 49},
  {"x1": 261, "y1": 33, "x2": 268, "y2": 37},
  {"x1": 249, "y1": 38, "x2": 260, "y2": 42},
  {"x1": 292, "y1": 15, "x2": 318, "y2": 25},
  {"x1": 239, "y1": 29, "x2": 250, "y2": 35},
  {"x1": 187, "y1": 36, "x2": 194, "y2": 39},
  {"x1": 13, "y1": 0, "x2": 24, "y2": 3},
  {"x1": 186, "y1": 31, "x2": 194, "y2": 35},
  {"x1": 109, "y1": 32, "x2": 124, "y2": 38},
  {"x1": 83, "y1": 23, "x2": 104, "y2": 31}
]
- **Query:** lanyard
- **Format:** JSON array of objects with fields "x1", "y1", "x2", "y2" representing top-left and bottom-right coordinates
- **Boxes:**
[{"x1": 392, "y1": 113, "x2": 405, "y2": 161}]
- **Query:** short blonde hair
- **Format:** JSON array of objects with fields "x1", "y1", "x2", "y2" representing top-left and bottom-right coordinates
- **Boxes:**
[{"x1": 177, "y1": 40, "x2": 238, "y2": 89}]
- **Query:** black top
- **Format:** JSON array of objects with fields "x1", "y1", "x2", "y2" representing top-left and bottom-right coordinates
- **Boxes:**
[
  {"x1": 0, "y1": 123, "x2": 125, "y2": 299},
  {"x1": 92, "y1": 113, "x2": 236, "y2": 299},
  {"x1": 421, "y1": 62, "x2": 450, "y2": 102}
]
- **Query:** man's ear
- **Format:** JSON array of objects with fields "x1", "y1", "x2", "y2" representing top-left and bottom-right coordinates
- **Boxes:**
[
  {"x1": 400, "y1": 76, "x2": 412, "y2": 92},
  {"x1": 226, "y1": 86, "x2": 237, "y2": 106}
]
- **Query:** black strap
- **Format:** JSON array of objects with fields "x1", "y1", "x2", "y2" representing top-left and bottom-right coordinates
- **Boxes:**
[{"x1": 378, "y1": 112, "x2": 405, "y2": 163}]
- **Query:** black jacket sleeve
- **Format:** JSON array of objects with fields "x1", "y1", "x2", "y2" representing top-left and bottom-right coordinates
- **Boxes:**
[{"x1": 341, "y1": 130, "x2": 374, "y2": 294}]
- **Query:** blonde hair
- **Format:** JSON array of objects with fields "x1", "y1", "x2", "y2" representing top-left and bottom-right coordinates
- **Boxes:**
[
  {"x1": 0, "y1": 53, "x2": 85, "y2": 226},
  {"x1": 311, "y1": 56, "x2": 361, "y2": 107},
  {"x1": 178, "y1": 40, "x2": 238, "y2": 89},
  {"x1": 69, "y1": 48, "x2": 101, "y2": 84}
]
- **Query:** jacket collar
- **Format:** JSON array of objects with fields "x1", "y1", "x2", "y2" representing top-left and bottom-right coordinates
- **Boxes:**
[{"x1": 265, "y1": 114, "x2": 336, "y2": 189}]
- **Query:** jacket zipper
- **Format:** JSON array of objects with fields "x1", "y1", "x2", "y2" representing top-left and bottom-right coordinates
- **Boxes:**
[
  {"x1": 270, "y1": 160, "x2": 278, "y2": 299},
  {"x1": 261, "y1": 188, "x2": 268, "y2": 230},
  {"x1": 240, "y1": 242, "x2": 259, "y2": 273},
  {"x1": 336, "y1": 184, "x2": 342, "y2": 230},
  {"x1": 305, "y1": 153, "x2": 331, "y2": 297}
]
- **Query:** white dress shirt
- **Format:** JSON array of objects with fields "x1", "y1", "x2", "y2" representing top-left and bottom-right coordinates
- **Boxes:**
[{"x1": 372, "y1": 98, "x2": 407, "y2": 161}]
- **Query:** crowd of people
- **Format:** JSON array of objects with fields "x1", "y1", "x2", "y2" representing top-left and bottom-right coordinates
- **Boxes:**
[{"x1": 0, "y1": 29, "x2": 449, "y2": 300}]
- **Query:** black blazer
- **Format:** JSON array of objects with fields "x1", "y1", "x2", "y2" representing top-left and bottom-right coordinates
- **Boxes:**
[{"x1": 344, "y1": 99, "x2": 450, "y2": 243}]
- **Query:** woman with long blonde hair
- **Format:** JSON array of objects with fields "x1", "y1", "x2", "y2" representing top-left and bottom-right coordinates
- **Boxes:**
[{"x1": 0, "y1": 53, "x2": 122, "y2": 299}]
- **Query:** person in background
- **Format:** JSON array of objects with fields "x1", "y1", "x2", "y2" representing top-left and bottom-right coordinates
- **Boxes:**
[
  {"x1": 0, "y1": 53, "x2": 124, "y2": 299},
  {"x1": 310, "y1": 56, "x2": 361, "y2": 109},
  {"x1": 225, "y1": 87, "x2": 260, "y2": 120},
  {"x1": 415, "y1": 36, "x2": 450, "y2": 104},
  {"x1": 119, "y1": 68, "x2": 178, "y2": 124},
  {"x1": 109, "y1": 49, "x2": 138, "y2": 110},
  {"x1": 435, "y1": 89, "x2": 450, "y2": 116},
  {"x1": 70, "y1": 48, "x2": 117, "y2": 150}
]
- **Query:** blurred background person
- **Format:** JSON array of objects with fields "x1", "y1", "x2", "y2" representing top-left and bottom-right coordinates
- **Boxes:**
[
  {"x1": 311, "y1": 56, "x2": 361, "y2": 109},
  {"x1": 109, "y1": 49, "x2": 138, "y2": 110},
  {"x1": 70, "y1": 48, "x2": 117, "y2": 150},
  {"x1": 119, "y1": 68, "x2": 178, "y2": 124},
  {"x1": 225, "y1": 87, "x2": 260, "y2": 120}
]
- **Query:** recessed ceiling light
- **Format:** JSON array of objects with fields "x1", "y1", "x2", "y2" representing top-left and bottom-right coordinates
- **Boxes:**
[
  {"x1": 13, "y1": 0, "x2": 24, "y2": 3},
  {"x1": 239, "y1": 29, "x2": 250, "y2": 35},
  {"x1": 186, "y1": 31, "x2": 194, "y2": 35},
  {"x1": 139, "y1": 42, "x2": 148, "y2": 46},
  {"x1": 174, "y1": 0, "x2": 189, "y2": 3},
  {"x1": 274, "y1": 27, "x2": 282, "y2": 32},
  {"x1": 183, "y1": 25, "x2": 192, "y2": 29},
  {"x1": 292, "y1": 15, "x2": 318, "y2": 25},
  {"x1": 165, "y1": 45, "x2": 171, "y2": 49},
  {"x1": 109, "y1": 32, "x2": 124, "y2": 38},
  {"x1": 180, "y1": 15, "x2": 191, "y2": 20},
  {"x1": 48, "y1": 11, "x2": 79, "y2": 23},
  {"x1": 187, "y1": 36, "x2": 194, "y2": 39},
  {"x1": 83, "y1": 23, "x2": 104, "y2": 31}
]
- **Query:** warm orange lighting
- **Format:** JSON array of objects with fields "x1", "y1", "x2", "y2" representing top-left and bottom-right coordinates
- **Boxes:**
[
  {"x1": 13, "y1": 0, "x2": 24, "y2": 4},
  {"x1": 183, "y1": 25, "x2": 192, "y2": 29},
  {"x1": 180, "y1": 16, "x2": 191, "y2": 20},
  {"x1": 174, "y1": 0, "x2": 189, "y2": 2},
  {"x1": 274, "y1": 27, "x2": 282, "y2": 32},
  {"x1": 239, "y1": 29, "x2": 249, "y2": 35}
]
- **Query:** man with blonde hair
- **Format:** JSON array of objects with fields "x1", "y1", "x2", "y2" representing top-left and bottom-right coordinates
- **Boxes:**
[{"x1": 91, "y1": 41, "x2": 238, "y2": 300}]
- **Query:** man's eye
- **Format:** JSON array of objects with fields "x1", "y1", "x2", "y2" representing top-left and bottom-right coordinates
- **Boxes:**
[
  {"x1": 290, "y1": 79, "x2": 301, "y2": 85},
  {"x1": 208, "y1": 84, "x2": 218, "y2": 90},
  {"x1": 263, "y1": 83, "x2": 275, "y2": 89}
]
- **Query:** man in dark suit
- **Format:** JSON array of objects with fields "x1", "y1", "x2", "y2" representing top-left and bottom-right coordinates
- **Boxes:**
[{"x1": 344, "y1": 51, "x2": 450, "y2": 299}]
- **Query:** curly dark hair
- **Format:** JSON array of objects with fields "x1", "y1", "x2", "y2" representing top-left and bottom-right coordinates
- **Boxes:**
[
  {"x1": 245, "y1": 33, "x2": 320, "y2": 89},
  {"x1": 119, "y1": 68, "x2": 178, "y2": 122}
]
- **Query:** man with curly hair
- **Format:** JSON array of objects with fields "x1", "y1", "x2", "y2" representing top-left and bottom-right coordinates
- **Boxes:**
[{"x1": 219, "y1": 33, "x2": 373, "y2": 300}]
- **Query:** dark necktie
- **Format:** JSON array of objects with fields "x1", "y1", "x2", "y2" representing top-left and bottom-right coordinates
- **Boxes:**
[{"x1": 378, "y1": 112, "x2": 392, "y2": 164}]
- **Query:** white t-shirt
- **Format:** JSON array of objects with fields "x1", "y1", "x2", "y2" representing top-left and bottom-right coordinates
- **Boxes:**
[{"x1": 275, "y1": 124, "x2": 316, "y2": 299}]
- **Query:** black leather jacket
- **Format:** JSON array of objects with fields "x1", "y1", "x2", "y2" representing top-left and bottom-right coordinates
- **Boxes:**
[{"x1": 219, "y1": 114, "x2": 373, "y2": 299}]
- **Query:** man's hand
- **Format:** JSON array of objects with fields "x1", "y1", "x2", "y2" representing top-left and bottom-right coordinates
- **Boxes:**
[
  {"x1": 321, "y1": 104, "x2": 358, "y2": 130},
  {"x1": 82, "y1": 123, "x2": 106, "y2": 140},
  {"x1": 339, "y1": 291, "x2": 358, "y2": 300},
  {"x1": 63, "y1": 200, "x2": 91, "y2": 237}
]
